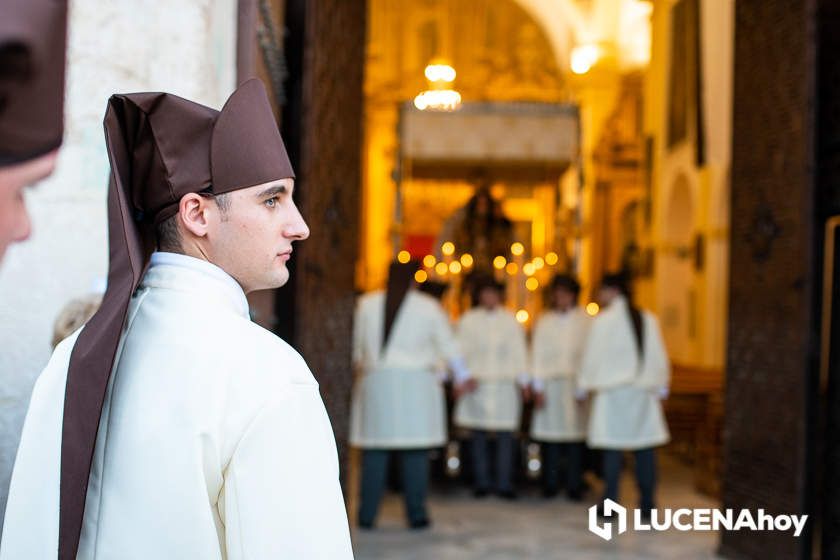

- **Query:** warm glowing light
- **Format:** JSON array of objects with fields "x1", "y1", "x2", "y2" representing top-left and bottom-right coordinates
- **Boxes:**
[
  {"x1": 620, "y1": 0, "x2": 653, "y2": 68},
  {"x1": 424, "y1": 63, "x2": 456, "y2": 83},
  {"x1": 493, "y1": 256, "x2": 507, "y2": 270},
  {"x1": 435, "y1": 262, "x2": 449, "y2": 276},
  {"x1": 414, "y1": 270, "x2": 428, "y2": 283},
  {"x1": 511, "y1": 242, "x2": 525, "y2": 256},
  {"x1": 546, "y1": 252, "x2": 559, "y2": 266},
  {"x1": 397, "y1": 250, "x2": 411, "y2": 264},
  {"x1": 571, "y1": 44, "x2": 600, "y2": 75},
  {"x1": 515, "y1": 309, "x2": 530, "y2": 323},
  {"x1": 449, "y1": 261, "x2": 462, "y2": 274},
  {"x1": 416, "y1": 61, "x2": 461, "y2": 111},
  {"x1": 523, "y1": 263, "x2": 536, "y2": 276},
  {"x1": 441, "y1": 241, "x2": 455, "y2": 256},
  {"x1": 533, "y1": 257, "x2": 545, "y2": 270},
  {"x1": 414, "y1": 89, "x2": 462, "y2": 111},
  {"x1": 460, "y1": 253, "x2": 474, "y2": 268},
  {"x1": 526, "y1": 277, "x2": 539, "y2": 291},
  {"x1": 423, "y1": 254, "x2": 437, "y2": 268},
  {"x1": 506, "y1": 262, "x2": 519, "y2": 275},
  {"x1": 586, "y1": 302, "x2": 600, "y2": 316}
]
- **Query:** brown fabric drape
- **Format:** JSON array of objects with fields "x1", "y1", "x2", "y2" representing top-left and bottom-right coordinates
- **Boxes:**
[{"x1": 382, "y1": 260, "x2": 420, "y2": 354}]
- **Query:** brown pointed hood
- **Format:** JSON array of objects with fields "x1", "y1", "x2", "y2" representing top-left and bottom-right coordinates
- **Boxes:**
[
  {"x1": 383, "y1": 260, "x2": 420, "y2": 352},
  {"x1": 0, "y1": 0, "x2": 68, "y2": 165},
  {"x1": 59, "y1": 79, "x2": 293, "y2": 559}
]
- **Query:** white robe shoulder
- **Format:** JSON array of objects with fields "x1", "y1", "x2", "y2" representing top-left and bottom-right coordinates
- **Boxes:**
[{"x1": 2, "y1": 261, "x2": 354, "y2": 560}]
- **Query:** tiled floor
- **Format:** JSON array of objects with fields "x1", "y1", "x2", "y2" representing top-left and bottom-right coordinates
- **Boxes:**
[{"x1": 352, "y1": 454, "x2": 722, "y2": 559}]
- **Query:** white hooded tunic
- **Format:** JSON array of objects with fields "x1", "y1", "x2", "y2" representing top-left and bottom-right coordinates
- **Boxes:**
[
  {"x1": 578, "y1": 296, "x2": 671, "y2": 450},
  {"x1": 350, "y1": 290, "x2": 460, "y2": 449},
  {"x1": 530, "y1": 307, "x2": 591, "y2": 442},
  {"x1": 453, "y1": 307, "x2": 528, "y2": 432},
  {"x1": 0, "y1": 253, "x2": 353, "y2": 560}
]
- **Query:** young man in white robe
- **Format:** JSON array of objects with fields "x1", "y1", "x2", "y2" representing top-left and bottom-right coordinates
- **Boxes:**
[
  {"x1": 454, "y1": 275, "x2": 529, "y2": 499},
  {"x1": 1, "y1": 80, "x2": 354, "y2": 559},
  {"x1": 350, "y1": 260, "x2": 467, "y2": 529},
  {"x1": 578, "y1": 273, "x2": 670, "y2": 517},
  {"x1": 0, "y1": 0, "x2": 66, "y2": 262},
  {"x1": 530, "y1": 275, "x2": 591, "y2": 500}
]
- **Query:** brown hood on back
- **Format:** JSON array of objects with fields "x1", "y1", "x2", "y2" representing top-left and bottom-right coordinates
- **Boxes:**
[
  {"x1": 59, "y1": 79, "x2": 294, "y2": 559},
  {"x1": 383, "y1": 260, "x2": 420, "y2": 352}
]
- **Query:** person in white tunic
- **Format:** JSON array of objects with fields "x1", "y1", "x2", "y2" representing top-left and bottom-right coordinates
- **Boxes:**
[
  {"x1": 578, "y1": 273, "x2": 670, "y2": 515},
  {"x1": 350, "y1": 260, "x2": 467, "y2": 529},
  {"x1": 1, "y1": 80, "x2": 354, "y2": 559},
  {"x1": 454, "y1": 275, "x2": 528, "y2": 499},
  {"x1": 530, "y1": 275, "x2": 591, "y2": 500}
]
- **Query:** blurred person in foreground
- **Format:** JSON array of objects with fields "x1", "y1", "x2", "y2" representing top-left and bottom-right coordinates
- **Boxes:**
[
  {"x1": 350, "y1": 259, "x2": 468, "y2": 529},
  {"x1": 578, "y1": 272, "x2": 670, "y2": 519},
  {"x1": 453, "y1": 274, "x2": 528, "y2": 500},
  {"x1": 530, "y1": 274, "x2": 592, "y2": 501},
  {"x1": 1, "y1": 80, "x2": 353, "y2": 559},
  {"x1": 0, "y1": 0, "x2": 68, "y2": 538},
  {"x1": 0, "y1": 0, "x2": 67, "y2": 263}
]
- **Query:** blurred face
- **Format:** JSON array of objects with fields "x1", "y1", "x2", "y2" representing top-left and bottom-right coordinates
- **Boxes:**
[
  {"x1": 553, "y1": 287, "x2": 575, "y2": 311},
  {"x1": 186, "y1": 178, "x2": 309, "y2": 293},
  {"x1": 0, "y1": 151, "x2": 58, "y2": 262},
  {"x1": 478, "y1": 286, "x2": 502, "y2": 309},
  {"x1": 597, "y1": 285, "x2": 621, "y2": 307}
]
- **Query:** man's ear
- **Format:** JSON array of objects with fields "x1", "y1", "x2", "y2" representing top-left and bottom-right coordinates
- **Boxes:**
[{"x1": 178, "y1": 193, "x2": 211, "y2": 238}]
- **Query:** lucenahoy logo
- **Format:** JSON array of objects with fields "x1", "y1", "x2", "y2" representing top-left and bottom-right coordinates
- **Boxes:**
[{"x1": 588, "y1": 499, "x2": 808, "y2": 541}]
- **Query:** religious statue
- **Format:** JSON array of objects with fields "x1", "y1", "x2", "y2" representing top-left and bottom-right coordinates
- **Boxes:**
[{"x1": 438, "y1": 185, "x2": 515, "y2": 273}]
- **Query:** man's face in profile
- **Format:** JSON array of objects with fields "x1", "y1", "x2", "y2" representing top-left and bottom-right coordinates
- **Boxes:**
[
  {"x1": 0, "y1": 150, "x2": 57, "y2": 262},
  {"x1": 204, "y1": 178, "x2": 310, "y2": 293}
]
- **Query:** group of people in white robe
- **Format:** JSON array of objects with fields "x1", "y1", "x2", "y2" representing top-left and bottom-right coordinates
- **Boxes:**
[{"x1": 350, "y1": 263, "x2": 671, "y2": 528}]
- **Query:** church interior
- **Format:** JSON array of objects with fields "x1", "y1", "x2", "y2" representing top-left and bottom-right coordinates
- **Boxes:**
[
  {"x1": 224, "y1": 0, "x2": 840, "y2": 557},
  {"x1": 348, "y1": 0, "x2": 731, "y2": 556}
]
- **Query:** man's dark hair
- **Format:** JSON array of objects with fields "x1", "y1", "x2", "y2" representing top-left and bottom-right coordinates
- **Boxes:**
[
  {"x1": 156, "y1": 214, "x2": 182, "y2": 253},
  {"x1": 551, "y1": 274, "x2": 581, "y2": 299},
  {"x1": 469, "y1": 273, "x2": 505, "y2": 307},
  {"x1": 601, "y1": 270, "x2": 644, "y2": 356},
  {"x1": 417, "y1": 280, "x2": 448, "y2": 300},
  {"x1": 600, "y1": 271, "x2": 631, "y2": 297},
  {"x1": 154, "y1": 191, "x2": 230, "y2": 252}
]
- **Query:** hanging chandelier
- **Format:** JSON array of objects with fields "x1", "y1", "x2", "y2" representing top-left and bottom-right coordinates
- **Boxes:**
[{"x1": 414, "y1": 62, "x2": 462, "y2": 111}]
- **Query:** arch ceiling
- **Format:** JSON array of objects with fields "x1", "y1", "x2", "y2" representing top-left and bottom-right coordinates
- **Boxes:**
[{"x1": 512, "y1": 0, "x2": 652, "y2": 72}]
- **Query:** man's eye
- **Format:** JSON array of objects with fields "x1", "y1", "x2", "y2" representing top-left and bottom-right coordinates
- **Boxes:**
[{"x1": 265, "y1": 197, "x2": 277, "y2": 208}]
